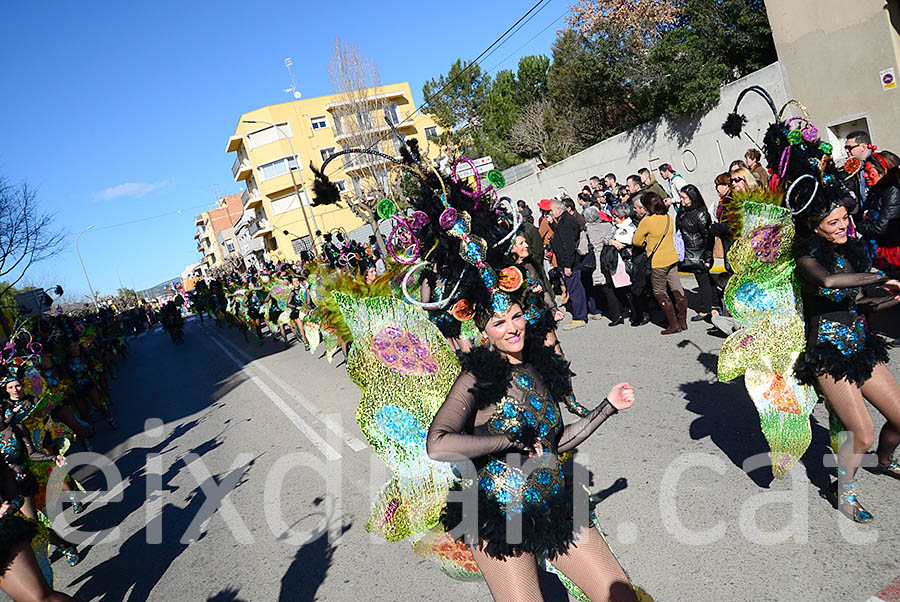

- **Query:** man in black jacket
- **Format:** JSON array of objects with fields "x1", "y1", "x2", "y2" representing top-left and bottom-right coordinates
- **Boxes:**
[
  {"x1": 844, "y1": 130, "x2": 876, "y2": 213},
  {"x1": 549, "y1": 199, "x2": 587, "y2": 330}
]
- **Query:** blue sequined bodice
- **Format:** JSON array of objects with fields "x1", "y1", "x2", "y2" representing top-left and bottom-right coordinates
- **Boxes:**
[{"x1": 478, "y1": 367, "x2": 566, "y2": 515}]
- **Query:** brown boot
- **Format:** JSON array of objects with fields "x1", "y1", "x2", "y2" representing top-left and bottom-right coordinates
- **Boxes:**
[
  {"x1": 656, "y1": 296, "x2": 680, "y2": 334},
  {"x1": 673, "y1": 290, "x2": 688, "y2": 331}
]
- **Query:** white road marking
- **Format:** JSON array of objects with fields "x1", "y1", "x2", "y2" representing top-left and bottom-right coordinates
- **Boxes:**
[
  {"x1": 207, "y1": 335, "x2": 342, "y2": 462},
  {"x1": 209, "y1": 330, "x2": 367, "y2": 452}
]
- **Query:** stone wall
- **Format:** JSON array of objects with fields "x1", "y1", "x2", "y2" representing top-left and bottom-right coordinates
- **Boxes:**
[{"x1": 502, "y1": 62, "x2": 792, "y2": 215}]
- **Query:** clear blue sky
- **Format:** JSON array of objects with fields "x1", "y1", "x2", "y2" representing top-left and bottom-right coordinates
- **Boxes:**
[{"x1": 0, "y1": 1, "x2": 565, "y2": 301}]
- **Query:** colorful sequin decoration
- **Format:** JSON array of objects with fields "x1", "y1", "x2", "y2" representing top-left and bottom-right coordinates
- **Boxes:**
[
  {"x1": 718, "y1": 201, "x2": 818, "y2": 478},
  {"x1": 333, "y1": 292, "x2": 460, "y2": 542}
]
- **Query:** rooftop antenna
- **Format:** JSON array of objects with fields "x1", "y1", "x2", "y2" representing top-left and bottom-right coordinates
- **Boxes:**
[
  {"x1": 212, "y1": 183, "x2": 221, "y2": 205},
  {"x1": 284, "y1": 58, "x2": 301, "y2": 99}
]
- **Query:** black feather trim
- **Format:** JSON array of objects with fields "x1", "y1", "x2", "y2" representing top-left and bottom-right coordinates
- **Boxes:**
[
  {"x1": 440, "y1": 474, "x2": 577, "y2": 560},
  {"x1": 310, "y1": 162, "x2": 341, "y2": 206},
  {"x1": 793, "y1": 235, "x2": 872, "y2": 273},
  {"x1": 460, "y1": 343, "x2": 574, "y2": 418},
  {"x1": 722, "y1": 112, "x2": 746, "y2": 138},
  {"x1": 795, "y1": 335, "x2": 889, "y2": 386},
  {"x1": 0, "y1": 515, "x2": 36, "y2": 574}
]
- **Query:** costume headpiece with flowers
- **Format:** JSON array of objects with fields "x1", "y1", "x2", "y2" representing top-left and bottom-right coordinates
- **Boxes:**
[
  {"x1": 723, "y1": 88, "x2": 851, "y2": 236},
  {"x1": 311, "y1": 134, "x2": 521, "y2": 330}
]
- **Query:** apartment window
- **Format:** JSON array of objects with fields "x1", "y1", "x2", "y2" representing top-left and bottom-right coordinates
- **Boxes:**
[
  {"x1": 292, "y1": 236, "x2": 313, "y2": 255},
  {"x1": 385, "y1": 103, "x2": 400, "y2": 125},
  {"x1": 246, "y1": 122, "x2": 292, "y2": 150},
  {"x1": 258, "y1": 155, "x2": 300, "y2": 181},
  {"x1": 424, "y1": 126, "x2": 438, "y2": 138},
  {"x1": 310, "y1": 115, "x2": 328, "y2": 130},
  {"x1": 269, "y1": 190, "x2": 304, "y2": 215},
  {"x1": 333, "y1": 179, "x2": 347, "y2": 193},
  {"x1": 320, "y1": 147, "x2": 337, "y2": 162},
  {"x1": 225, "y1": 240, "x2": 236, "y2": 253}
]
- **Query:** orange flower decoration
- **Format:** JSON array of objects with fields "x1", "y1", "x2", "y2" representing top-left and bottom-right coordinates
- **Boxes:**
[
  {"x1": 449, "y1": 298, "x2": 474, "y2": 321},
  {"x1": 498, "y1": 266, "x2": 523, "y2": 292},
  {"x1": 843, "y1": 157, "x2": 861, "y2": 175}
]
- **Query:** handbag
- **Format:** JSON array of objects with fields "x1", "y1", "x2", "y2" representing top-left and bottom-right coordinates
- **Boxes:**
[
  {"x1": 579, "y1": 231, "x2": 597, "y2": 271},
  {"x1": 673, "y1": 230, "x2": 685, "y2": 262}
]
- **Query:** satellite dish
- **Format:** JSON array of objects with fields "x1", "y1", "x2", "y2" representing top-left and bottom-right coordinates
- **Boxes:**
[{"x1": 293, "y1": 91, "x2": 301, "y2": 99}]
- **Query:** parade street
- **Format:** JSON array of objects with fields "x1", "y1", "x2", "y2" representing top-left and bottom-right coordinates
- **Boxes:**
[{"x1": 49, "y1": 303, "x2": 900, "y2": 602}]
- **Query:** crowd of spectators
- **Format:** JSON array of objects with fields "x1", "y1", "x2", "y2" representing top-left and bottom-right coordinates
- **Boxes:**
[{"x1": 516, "y1": 132, "x2": 900, "y2": 339}]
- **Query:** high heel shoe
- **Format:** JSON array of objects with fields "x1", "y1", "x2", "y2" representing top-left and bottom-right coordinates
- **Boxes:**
[
  {"x1": 869, "y1": 459, "x2": 900, "y2": 481},
  {"x1": 69, "y1": 492, "x2": 85, "y2": 515},
  {"x1": 60, "y1": 546, "x2": 80, "y2": 567},
  {"x1": 837, "y1": 481, "x2": 873, "y2": 523}
]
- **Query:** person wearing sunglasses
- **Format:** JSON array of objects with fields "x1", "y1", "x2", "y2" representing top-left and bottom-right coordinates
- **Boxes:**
[
  {"x1": 844, "y1": 130, "x2": 877, "y2": 213},
  {"x1": 728, "y1": 165, "x2": 759, "y2": 194}
]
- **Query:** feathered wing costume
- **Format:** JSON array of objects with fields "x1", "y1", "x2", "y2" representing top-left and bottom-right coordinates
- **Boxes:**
[
  {"x1": 316, "y1": 138, "x2": 652, "y2": 600},
  {"x1": 719, "y1": 91, "x2": 860, "y2": 474},
  {"x1": 717, "y1": 192, "x2": 818, "y2": 477}
]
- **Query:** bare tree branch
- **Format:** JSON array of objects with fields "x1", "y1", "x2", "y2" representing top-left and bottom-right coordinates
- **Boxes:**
[{"x1": 0, "y1": 175, "x2": 65, "y2": 296}]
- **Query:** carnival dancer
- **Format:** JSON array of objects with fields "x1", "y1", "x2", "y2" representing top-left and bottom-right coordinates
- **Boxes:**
[
  {"x1": 312, "y1": 136, "x2": 650, "y2": 601},
  {"x1": 64, "y1": 340, "x2": 117, "y2": 430},
  {"x1": 0, "y1": 457, "x2": 76, "y2": 602},
  {"x1": 1, "y1": 376, "x2": 80, "y2": 566},
  {"x1": 721, "y1": 89, "x2": 900, "y2": 523},
  {"x1": 508, "y1": 231, "x2": 565, "y2": 352}
]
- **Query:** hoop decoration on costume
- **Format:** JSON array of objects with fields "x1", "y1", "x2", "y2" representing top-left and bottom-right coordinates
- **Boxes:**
[{"x1": 785, "y1": 174, "x2": 820, "y2": 217}]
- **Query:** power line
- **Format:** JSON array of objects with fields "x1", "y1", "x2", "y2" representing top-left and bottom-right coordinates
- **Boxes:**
[
  {"x1": 92, "y1": 202, "x2": 217, "y2": 232},
  {"x1": 324, "y1": 0, "x2": 554, "y2": 178},
  {"x1": 484, "y1": 11, "x2": 567, "y2": 76}
]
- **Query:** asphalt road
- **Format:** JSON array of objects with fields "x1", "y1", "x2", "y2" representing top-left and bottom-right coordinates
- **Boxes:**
[{"x1": 43, "y1": 292, "x2": 900, "y2": 602}]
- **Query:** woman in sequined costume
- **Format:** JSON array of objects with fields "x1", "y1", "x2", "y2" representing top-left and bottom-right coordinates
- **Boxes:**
[
  {"x1": 1, "y1": 377, "x2": 81, "y2": 566},
  {"x1": 427, "y1": 301, "x2": 638, "y2": 602},
  {"x1": 508, "y1": 232, "x2": 564, "y2": 352},
  {"x1": 793, "y1": 204, "x2": 900, "y2": 522},
  {"x1": 0, "y1": 457, "x2": 76, "y2": 602}
]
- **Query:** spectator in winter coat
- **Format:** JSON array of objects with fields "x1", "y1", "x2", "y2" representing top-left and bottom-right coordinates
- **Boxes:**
[
  {"x1": 583, "y1": 206, "x2": 622, "y2": 324},
  {"x1": 676, "y1": 184, "x2": 715, "y2": 321},
  {"x1": 857, "y1": 152, "x2": 900, "y2": 276},
  {"x1": 638, "y1": 168, "x2": 669, "y2": 201},
  {"x1": 844, "y1": 130, "x2": 877, "y2": 212},
  {"x1": 549, "y1": 199, "x2": 588, "y2": 330},
  {"x1": 745, "y1": 149, "x2": 769, "y2": 189},
  {"x1": 658, "y1": 163, "x2": 688, "y2": 208},
  {"x1": 633, "y1": 193, "x2": 686, "y2": 334}
]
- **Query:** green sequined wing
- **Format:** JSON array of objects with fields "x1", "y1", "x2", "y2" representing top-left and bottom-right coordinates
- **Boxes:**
[
  {"x1": 334, "y1": 292, "x2": 461, "y2": 542},
  {"x1": 718, "y1": 201, "x2": 817, "y2": 478}
]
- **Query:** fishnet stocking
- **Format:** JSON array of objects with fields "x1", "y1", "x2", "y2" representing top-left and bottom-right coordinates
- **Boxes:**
[
  {"x1": 469, "y1": 526, "x2": 637, "y2": 602},
  {"x1": 817, "y1": 362, "x2": 900, "y2": 477},
  {"x1": 860, "y1": 363, "x2": 900, "y2": 465}
]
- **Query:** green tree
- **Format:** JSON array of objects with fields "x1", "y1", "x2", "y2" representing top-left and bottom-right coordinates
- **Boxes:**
[{"x1": 421, "y1": 59, "x2": 492, "y2": 151}]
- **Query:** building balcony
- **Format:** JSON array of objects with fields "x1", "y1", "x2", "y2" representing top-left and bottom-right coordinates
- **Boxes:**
[
  {"x1": 242, "y1": 189, "x2": 263, "y2": 210},
  {"x1": 194, "y1": 230, "x2": 200, "y2": 239},
  {"x1": 194, "y1": 214, "x2": 204, "y2": 226},
  {"x1": 325, "y1": 89, "x2": 405, "y2": 111},
  {"x1": 197, "y1": 243, "x2": 203, "y2": 253},
  {"x1": 226, "y1": 135, "x2": 243, "y2": 153},
  {"x1": 232, "y1": 157, "x2": 252, "y2": 181},
  {"x1": 341, "y1": 153, "x2": 393, "y2": 174},
  {"x1": 249, "y1": 217, "x2": 272, "y2": 239},
  {"x1": 333, "y1": 120, "x2": 413, "y2": 143}
]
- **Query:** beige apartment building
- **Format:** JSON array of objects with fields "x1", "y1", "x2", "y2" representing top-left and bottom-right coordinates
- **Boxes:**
[{"x1": 226, "y1": 82, "x2": 440, "y2": 263}]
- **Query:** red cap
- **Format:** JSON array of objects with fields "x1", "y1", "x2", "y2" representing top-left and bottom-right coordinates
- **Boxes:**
[{"x1": 537, "y1": 199, "x2": 552, "y2": 211}]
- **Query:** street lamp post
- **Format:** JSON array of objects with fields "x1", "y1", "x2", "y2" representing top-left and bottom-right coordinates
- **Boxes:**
[
  {"x1": 75, "y1": 225, "x2": 99, "y2": 310},
  {"x1": 242, "y1": 120, "x2": 319, "y2": 256}
]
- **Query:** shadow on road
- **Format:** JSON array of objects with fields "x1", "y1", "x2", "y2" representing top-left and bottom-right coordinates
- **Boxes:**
[
  {"x1": 278, "y1": 520, "x2": 353, "y2": 602},
  {"x1": 208, "y1": 588, "x2": 249, "y2": 602}
]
